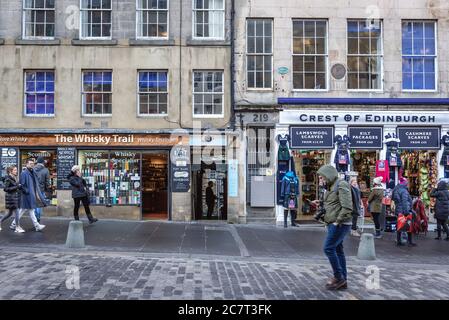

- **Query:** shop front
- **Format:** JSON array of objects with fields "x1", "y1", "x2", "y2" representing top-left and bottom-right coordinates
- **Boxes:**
[
  {"x1": 276, "y1": 108, "x2": 449, "y2": 225},
  {"x1": 0, "y1": 132, "x2": 189, "y2": 221}
]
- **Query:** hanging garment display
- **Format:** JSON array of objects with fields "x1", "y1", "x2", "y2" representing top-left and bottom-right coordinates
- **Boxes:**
[
  {"x1": 375, "y1": 160, "x2": 390, "y2": 184},
  {"x1": 280, "y1": 171, "x2": 299, "y2": 209},
  {"x1": 277, "y1": 134, "x2": 291, "y2": 161},
  {"x1": 441, "y1": 132, "x2": 449, "y2": 178},
  {"x1": 334, "y1": 135, "x2": 350, "y2": 172}
]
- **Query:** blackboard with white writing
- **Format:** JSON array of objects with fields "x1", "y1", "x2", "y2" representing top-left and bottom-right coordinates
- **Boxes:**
[{"x1": 57, "y1": 147, "x2": 76, "y2": 190}]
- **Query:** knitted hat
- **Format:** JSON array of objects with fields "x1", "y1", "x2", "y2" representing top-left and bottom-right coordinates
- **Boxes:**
[
  {"x1": 373, "y1": 177, "x2": 383, "y2": 185},
  {"x1": 36, "y1": 156, "x2": 45, "y2": 164},
  {"x1": 399, "y1": 177, "x2": 408, "y2": 185}
]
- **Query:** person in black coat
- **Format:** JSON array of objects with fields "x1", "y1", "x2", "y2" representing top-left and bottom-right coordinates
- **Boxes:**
[
  {"x1": 0, "y1": 166, "x2": 25, "y2": 233},
  {"x1": 430, "y1": 180, "x2": 449, "y2": 240},
  {"x1": 68, "y1": 165, "x2": 98, "y2": 223},
  {"x1": 205, "y1": 181, "x2": 217, "y2": 219}
]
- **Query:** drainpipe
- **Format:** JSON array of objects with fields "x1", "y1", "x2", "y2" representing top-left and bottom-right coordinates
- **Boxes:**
[{"x1": 230, "y1": 0, "x2": 236, "y2": 131}]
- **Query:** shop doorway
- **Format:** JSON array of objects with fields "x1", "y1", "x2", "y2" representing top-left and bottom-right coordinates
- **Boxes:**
[
  {"x1": 350, "y1": 150, "x2": 379, "y2": 217},
  {"x1": 292, "y1": 150, "x2": 332, "y2": 223},
  {"x1": 141, "y1": 152, "x2": 169, "y2": 220},
  {"x1": 192, "y1": 162, "x2": 227, "y2": 221}
]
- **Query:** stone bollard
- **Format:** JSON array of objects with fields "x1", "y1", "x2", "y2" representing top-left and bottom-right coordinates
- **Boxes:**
[
  {"x1": 357, "y1": 233, "x2": 376, "y2": 260},
  {"x1": 65, "y1": 221, "x2": 85, "y2": 248}
]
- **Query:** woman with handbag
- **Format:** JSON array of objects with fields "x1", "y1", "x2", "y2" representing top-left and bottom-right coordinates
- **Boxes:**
[
  {"x1": 392, "y1": 178, "x2": 416, "y2": 246},
  {"x1": 68, "y1": 165, "x2": 98, "y2": 224},
  {"x1": 368, "y1": 177, "x2": 384, "y2": 239}
]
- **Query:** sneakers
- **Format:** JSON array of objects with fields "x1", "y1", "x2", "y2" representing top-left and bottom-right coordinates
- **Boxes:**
[
  {"x1": 9, "y1": 225, "x2": 16, "y2": 231},
  {"x1": 350, "y1": 230, "x2": 361, "y2": 237},
  {"x1": 35, "y1": 224, "x2": 46, "y2": 232},
  {"x1": 14, "y1": 226, "x2": 25, "y2": 233},
  {"x1": 89, "y1": 218, "x2": 98, "y2": 224}
]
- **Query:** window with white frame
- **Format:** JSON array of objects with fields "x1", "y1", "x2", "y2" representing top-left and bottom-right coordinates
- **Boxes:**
[
  {"x1": 402, "y1": 21, "x2": 437, "y2": 91},
  {"x1": 24, "y1": 70, "x2": 55, "y2": 116},
  {"x1": 82, "y1": 71, "x2": 112, "y2": 115},
  {"x1": 347, "y1": 19, "x2": 383, "y2": 90},
  {"x1": 80, "y1": 0, "x2": 112, "y2": 39},
  {"x1": 23, "y1": 0, "x2": 55, "y2": 38},
  {"x1": 193, "y1": 71, "x2": 224, "y2": 116},
  {"x1": 137, "y1": 0, "x2": 169, "y2": 38},
  {"x1": 246, "y1": 19, "x2": 273, "y2": 89},
  {"x1": 193, "y1": 0, "x2": 224, "y2": 39},
  {"x1": 292, "y1": 19, "x2": 328, "y2": 90},
  {"x1": 138, "y1": 71, "x2": 168, "y2": 115}
]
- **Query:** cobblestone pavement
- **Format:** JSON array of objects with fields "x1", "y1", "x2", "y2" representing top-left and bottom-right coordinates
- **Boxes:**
[{"x1": 0, "y1": 248, "x2": 448, "y2": 300}]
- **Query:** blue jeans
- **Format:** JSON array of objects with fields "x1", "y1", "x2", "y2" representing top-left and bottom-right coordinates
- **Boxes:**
[
  {"x1": 34, "y1": 207, "x2": 42, "y2": 220},
  {"x1": 324, "y1": 224, "x2": 351, "y2": 281}
]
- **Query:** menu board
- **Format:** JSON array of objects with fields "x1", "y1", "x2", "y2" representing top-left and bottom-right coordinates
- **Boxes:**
[
  {"x1": 0, "y1": 148, "x2": 18, "y2": 188},
  {"x1": 170, "y1": 145, "x2": 191, "y2": 192},
  {"x1": 57, "y1": 147, "x2": 76, "y2": 190}
]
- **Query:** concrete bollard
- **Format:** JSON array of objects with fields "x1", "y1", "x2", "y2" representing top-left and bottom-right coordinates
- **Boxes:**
[
  {"x1": 65, "y1": 221, "x2": 85, "y2": 248},
  {"x1": 357, "y1": 233, "x2": 376, "y2": 260}
]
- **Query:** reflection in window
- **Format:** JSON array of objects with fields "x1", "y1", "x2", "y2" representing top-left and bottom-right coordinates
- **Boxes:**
[
  {"x1": 347, "y1": 19, "x2": 383, "y2": 90},
  {"x1": 402, "y1": 21, "x2": 437, "y2": 91}
]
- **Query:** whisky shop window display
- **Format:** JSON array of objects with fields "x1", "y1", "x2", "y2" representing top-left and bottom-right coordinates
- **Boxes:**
[
  {"x1": 20, "y1": 150, "x2": 57, "y2": 205},
  {"x1": 109, "y1": 151, "x2": 141, "y2": 205},
  {"x1": 78, "y1": 151, "x2": 109, "y2": 205}
]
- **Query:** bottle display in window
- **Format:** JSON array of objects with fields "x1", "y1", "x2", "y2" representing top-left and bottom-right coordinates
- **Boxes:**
[
  {"x1": 109, "y1": 151, "x2": 141, "y2": 205},
  {"x1": 78, "y1": 151, "x2": 109, "y2": 205}
]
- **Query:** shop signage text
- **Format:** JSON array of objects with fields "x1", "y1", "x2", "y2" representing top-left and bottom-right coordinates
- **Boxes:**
[
  {"x1": 0, "y1": 148, "x2": 18, "y2": 188},
  {"x1": 348, "y1": 127, "x2": 383, "y2": 149},
  {"x1": 171, "y1": 145, "x2": 191, "y2": 193},
  {"x1": 397, "y1": 127, "x2": 441, "y2": 149},
  {"x1": 228, "y1": 159, "x2": 239, "y2": 197},
  {"x1": 0, "y1": 134, "x2": 188, "y2": 147},
  {"x1": 290, "y1": 127, "x2": 334, "y2": 149},
  {"x1": 280, "y1": 110, "x2": 449, "y2": 125},
  {"x1": 57, "y1": 147, "x2": 76, "y2": 190}
]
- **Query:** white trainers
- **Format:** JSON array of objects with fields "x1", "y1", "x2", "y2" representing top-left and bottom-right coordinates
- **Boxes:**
[
  {"x1": 350, "y1": 230, "x2": 361, "y2": 237},
  {"x1": 35, "y1": 224, "x2": 46, "y2": 232},
  {"x1": 9, "y1": 225, "x2": 16, "y2": 231},
  {"x1": 15, "y1": 226, "x2": 25, "y2": 233}
]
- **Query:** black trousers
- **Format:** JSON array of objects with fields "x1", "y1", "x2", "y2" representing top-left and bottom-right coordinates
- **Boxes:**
[
  {"x1": 436, "y1": 218, "x2": 449, "y2": 238},
  {"x1": 73, "y1": 196, "x2": 94, "y2": 221},
  {"x1": 371, "y1": 212, "x2": 381, "y2": 230},
  {"x1": 207, "y1": 203, "x2": 214, "y2": 218},
  {"x1": 284, "y1": 209, "x2": 297, "y2": 226}
]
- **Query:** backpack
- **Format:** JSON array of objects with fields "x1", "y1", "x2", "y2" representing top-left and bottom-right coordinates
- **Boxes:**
[{"x1": 332, "y1": 179, "x2": 357, "y2": 215}]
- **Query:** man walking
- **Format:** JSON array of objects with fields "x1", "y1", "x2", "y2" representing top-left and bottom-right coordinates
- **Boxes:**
[
  {"x1": 316, "y1": 165, "x2": 353, "y2": 290},
  {"x1": 205, "y1": 181, "x2": 217, "y2": 219},
  {"x1": 34, "y1": 156, "x2": 51, "y2": 223},
  {"x1": 11, "y1": 159, "x2": 47, "y2": 232}
]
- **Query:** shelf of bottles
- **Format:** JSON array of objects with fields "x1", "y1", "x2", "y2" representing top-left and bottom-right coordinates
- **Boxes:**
[
  {"x1": 109, "y1": 151, "x2": 141, "y2": 205},
  {"x1": 79, "y1": 151, "x2": 109, "y2": 205}
]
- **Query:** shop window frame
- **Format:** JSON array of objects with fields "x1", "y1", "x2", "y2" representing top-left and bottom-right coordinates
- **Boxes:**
[
  {"x1": 401, "y1": 20, "x2": 438, "y2": 92},
  {"x1": 22, "y1": 0, "x2": 56, "y2": 40},
  {"x1": 136, "y1": 0, "x2": 169, "y2": 40},
  {"x1": 137, "y1": 70, "x2": 169, "y2": 117},
  {"x1": 346, "y1": 19, "x2": 384, "y2": 92},
  {"x1": 192, "y1": 70, "x2": 224, "y2": 118},
  {"x1": 79, "y1": 0, "x2": 112, "y2": 40},
  {"x1": 246, "y1": 18, "x2": 273, "y2": 91},
  {"x1": 23, "y1": 69, "x2": 55, "y2": 117},
  {"x1": 291, "y1": 18, "x2": 329, "y2": 92},
  {"x1": 192, "y1": 0, "x2": 225, "y2": 40},
  {"x1": 81, "y1": 70, "x2": 113, "y2": 117}
]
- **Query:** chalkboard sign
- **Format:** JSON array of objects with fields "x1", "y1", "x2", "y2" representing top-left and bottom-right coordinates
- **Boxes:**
[
  {"x1": 170, "y1": 145, "x2": 191, "y2": 192},
  {"x1": 57, "y1": 147, "x2": 76, "y2": 190},
  {"x1": 0, "y1": 148, "x2": 18, "y2": 188}
]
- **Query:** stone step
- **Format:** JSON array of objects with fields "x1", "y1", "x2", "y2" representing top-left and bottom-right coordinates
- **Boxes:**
[{"x1": 246, "y1": 217, "x2": 276, "y2": 224}]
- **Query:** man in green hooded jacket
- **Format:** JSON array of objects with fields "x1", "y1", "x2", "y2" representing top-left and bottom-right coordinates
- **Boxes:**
[{"x1": 316, "y1": 165, "x2": 353, "y2": 290}]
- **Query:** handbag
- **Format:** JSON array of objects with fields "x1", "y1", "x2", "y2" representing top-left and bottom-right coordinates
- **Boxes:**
[{"x1": 397, "y1": 214, "x2": 412, "y2": 233}]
